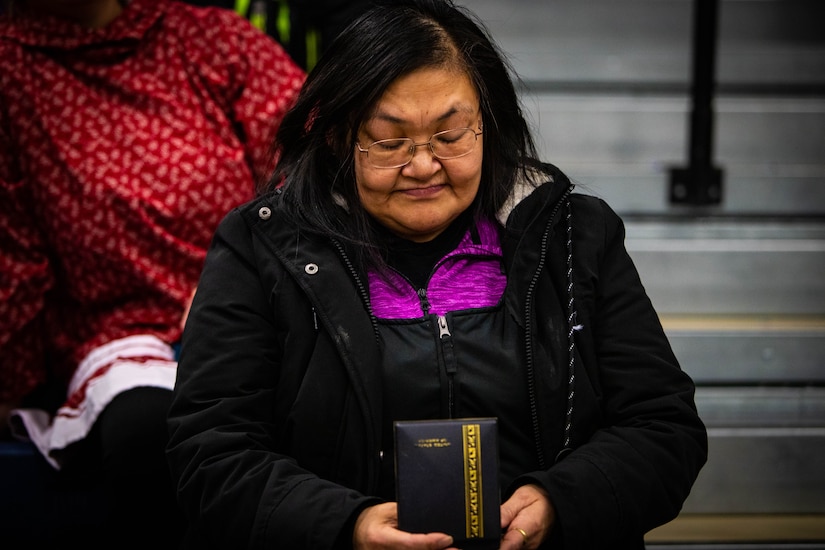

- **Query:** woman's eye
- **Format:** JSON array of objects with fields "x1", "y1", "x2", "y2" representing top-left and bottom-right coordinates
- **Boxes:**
[
  {"x1": 435, "y1": 129, "x2": 466, "y2": 144},
  {"x1": 376, "y1": 139, "x2": 408, "y2": 151}
]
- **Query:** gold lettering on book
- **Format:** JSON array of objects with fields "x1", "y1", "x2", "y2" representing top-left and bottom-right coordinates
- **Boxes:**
[
  {"x1": 414, "y1": 437, "x2": 451, "y2": 448},
  {"x1": 462, "y1": 424, "x2": 483, "y2": 538}
]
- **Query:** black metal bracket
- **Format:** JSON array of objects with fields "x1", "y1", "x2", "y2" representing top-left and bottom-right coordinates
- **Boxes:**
[{"x1": 669, "y1": 0, "x2": 724, "y2": 205}]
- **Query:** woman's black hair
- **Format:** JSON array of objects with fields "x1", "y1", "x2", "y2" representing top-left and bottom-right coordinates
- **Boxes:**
[{"x1": 267, "y1": 0, "x2": 543, "y2": 268}]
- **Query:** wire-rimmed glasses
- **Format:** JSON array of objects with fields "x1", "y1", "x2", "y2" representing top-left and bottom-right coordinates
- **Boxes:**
[{"x1": 356, "y1": 126, "x2": 483, "y2": 169}]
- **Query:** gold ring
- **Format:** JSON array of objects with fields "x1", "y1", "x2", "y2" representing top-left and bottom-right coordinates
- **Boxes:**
[{"x1": 515, "y1": 527, "x2": 528, "y2": 546}]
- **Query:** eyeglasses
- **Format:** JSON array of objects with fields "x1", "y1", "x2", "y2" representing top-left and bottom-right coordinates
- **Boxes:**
[{"x1": 356, "y1": 126, "x2": 483, "y2": 169}]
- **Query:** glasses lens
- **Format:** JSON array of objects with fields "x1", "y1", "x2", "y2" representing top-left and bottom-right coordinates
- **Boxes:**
[
  {"x1": 430, "y1": 128, "x2": 477, "y2": 160},
  {"x1": 367, "y1": 138, "x2": 413, "y2": 168}
]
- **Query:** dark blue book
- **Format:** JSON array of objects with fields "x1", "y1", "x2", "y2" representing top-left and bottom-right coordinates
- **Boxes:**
[{"x1": 394, "y1": 418, "x2": 501, "y2": 549}]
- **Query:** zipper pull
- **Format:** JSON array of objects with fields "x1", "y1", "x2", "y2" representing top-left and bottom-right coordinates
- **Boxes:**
[
  {"x1": 437, "y1": 315, "x2": 455, "y2": 374},
  {"x1": 418, "y1": 288, "x2": 431, "y2": 316},
  {"x1": 438, "y1": 314, "x2": 451, "y2": 338}
]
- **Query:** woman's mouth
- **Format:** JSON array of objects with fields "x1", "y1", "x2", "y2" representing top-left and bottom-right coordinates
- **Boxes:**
[{"x1": 401, "y1": 184, "x2": 446, "y2": 198}]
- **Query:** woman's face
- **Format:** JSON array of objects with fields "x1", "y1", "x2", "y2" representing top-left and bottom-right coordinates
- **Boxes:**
[{"x1": 354, "y1": 66, "x2": 483, "y2": 242}]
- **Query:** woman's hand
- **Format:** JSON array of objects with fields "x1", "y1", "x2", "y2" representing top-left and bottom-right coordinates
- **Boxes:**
[
  {"x1": 353, "y1": 502, "x2": 457, "y2": 550},
  {"x1": 499, "y1": 484, "x2": 556, "y2": 549}
]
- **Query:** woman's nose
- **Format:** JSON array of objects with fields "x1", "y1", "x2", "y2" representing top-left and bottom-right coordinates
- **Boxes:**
[{"x1": 402, "y1": 143, "x2": 441, "y2": 174}]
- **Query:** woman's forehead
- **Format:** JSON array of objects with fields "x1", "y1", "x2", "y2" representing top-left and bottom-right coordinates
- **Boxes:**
[{"x1": 365, "y1": 67, "x2": 478, "y2": 126}]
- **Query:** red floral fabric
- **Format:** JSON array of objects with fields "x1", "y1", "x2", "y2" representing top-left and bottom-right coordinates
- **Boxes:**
[{"x1": 0, "y1": 0, "x2": 305, "y2": 403}]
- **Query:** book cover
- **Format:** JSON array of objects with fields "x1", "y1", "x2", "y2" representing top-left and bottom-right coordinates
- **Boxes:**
[{"x1": 394, "y1": 417, "x2": 501, "y2": 549}]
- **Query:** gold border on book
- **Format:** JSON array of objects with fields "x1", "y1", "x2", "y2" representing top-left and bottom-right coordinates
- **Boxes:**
[{"x1": 462, "y1": 423, "x2": 483, "y2": 539}]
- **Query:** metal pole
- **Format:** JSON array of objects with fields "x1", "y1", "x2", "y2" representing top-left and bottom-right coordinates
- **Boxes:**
[{"x1": 670, "y1": 0, "x2": 724, "y2": 205}]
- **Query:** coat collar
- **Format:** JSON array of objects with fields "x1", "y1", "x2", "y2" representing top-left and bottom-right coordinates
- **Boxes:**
[{"x1": 242, "y1": 196, "x2": 385, "y2": 477}]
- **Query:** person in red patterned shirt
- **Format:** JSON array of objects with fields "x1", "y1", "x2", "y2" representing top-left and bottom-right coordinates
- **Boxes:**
[{"x1": 0, "y1": 0, "x2": 304, "y2": 545}]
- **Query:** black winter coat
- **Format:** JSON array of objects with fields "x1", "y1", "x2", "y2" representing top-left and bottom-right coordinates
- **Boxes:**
[{"x1": 167, "y1": 164, "x2": 707, "y2": 549}]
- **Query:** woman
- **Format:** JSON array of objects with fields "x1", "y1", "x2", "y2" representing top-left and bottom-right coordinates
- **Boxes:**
[
  {"x1": 167, "y1": 0, "x2": 708, "y2": 548},
  {"x1": 0, "y1": 0, "x2": 304, "y2": 545}
]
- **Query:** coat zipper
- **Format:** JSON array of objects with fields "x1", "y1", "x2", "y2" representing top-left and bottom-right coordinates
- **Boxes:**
[
  {"x1": 331, "y1": 239, "x2": 383, "y2": 490},
  {"x1": 523, "y1": 186, "x2": 574, "y2": 470},
  {"x1": 418, "y1": 288, "x2": 458, "y2": 419},
  {"x1": 437, "y1": 314, "x2": 458, "y2": 419}
]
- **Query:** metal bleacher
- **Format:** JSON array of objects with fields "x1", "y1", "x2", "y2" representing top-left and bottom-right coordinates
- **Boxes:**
[{"x1": 469, "y1": 0, "x2": 825, "y2": 547}]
